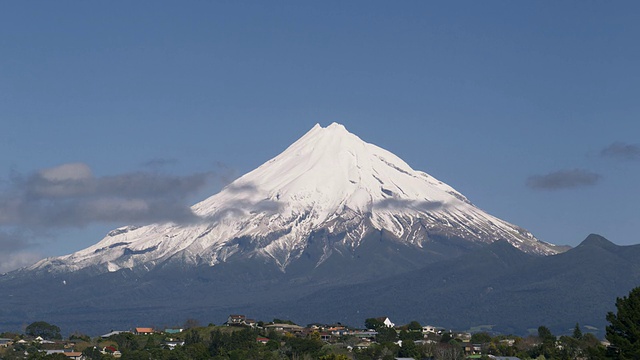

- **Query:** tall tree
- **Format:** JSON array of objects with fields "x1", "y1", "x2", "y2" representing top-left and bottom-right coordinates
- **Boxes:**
[
  {"x1": 25, "y1": 321, "x2": 61, "y2": 340},
  {"x1": 407, "y1": 321, "x2": 422, "y2": 331},
  {"x1": 606, "y1": 287, "x2": 640, "y2": 359},
  {"x1": 376, "y1": 327, "x2": 398, "y2": 343},
  {"x1": 537, "y1": 326, "x2": 556, "y2": 358},
  {"x1": 364, "y1": 318, "x2": 385, "y2": 330},
  {"x1": 573, "y1": 323, "x2": 583, "y2": 340}
]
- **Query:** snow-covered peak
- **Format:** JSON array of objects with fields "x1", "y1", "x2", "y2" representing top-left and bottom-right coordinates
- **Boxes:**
[
  {"x1": 30, "y1": 123, "x2": 558, "y2": 274},
  {"x1": 193, "y1": 122, "x2": 468, "y2": 218}
]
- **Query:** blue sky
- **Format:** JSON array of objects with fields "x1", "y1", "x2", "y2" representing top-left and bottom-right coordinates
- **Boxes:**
[{"x1": 1, "y1": 1, "x2": 639, "y2": 272}]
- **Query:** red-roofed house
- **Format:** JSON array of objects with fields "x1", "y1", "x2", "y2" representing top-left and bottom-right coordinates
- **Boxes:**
[{"x1": 135, "y1": 328, "x2": 154, "y2": 335}]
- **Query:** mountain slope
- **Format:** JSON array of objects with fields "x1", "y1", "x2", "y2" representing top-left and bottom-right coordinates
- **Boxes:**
[
  {"x1": 28, "y1": 123, "x2": 557, "y2": 276},
  {"x1": 266, "y1": 234, "x2": 640, "y2": 336}
]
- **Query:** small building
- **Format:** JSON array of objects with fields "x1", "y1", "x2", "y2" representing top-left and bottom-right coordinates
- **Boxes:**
[
  {"x1": 63, "y1": 352, "x2": 83, "y2": 359},
  {"x1": 461, "y1": 343, "x2": 483, "y2": 354},
  {"x1": 256, "y1": 337, "x2": 269, "y2": 345},
  {"x1": 375, "y1": 317, "x2": 395, "y2": 328},
  {"x1": 103, "y1": 346, "x2": 118, "y2": 353},
  {"x1": 264, "y1": 323, "x2": 305, "y2": 333},
  {"x1": 227, "y1": 315, "x2": 246, "y2": 325},
  {"x1": 164, "y1": 328, "x2": 184, "y2": 334},
  {"x1": 164, "y1": 340, "x2": 185, "y2": 349},
  {"x1": 135, "y1": 327, "x2": 154, "y2": 335},
  {"x1": 0, "y1": 338, "x2": 12, "y2": 347},
  {"x1": 353, "y1": 330, "x2": 378, "y2": 339},
  {"x1": 101, "y1": 330, "x2": 129, "y2": 338},
  {"x1": 422, "y1": 325, "x2": 437, "y2": 334},
  {"x1": 45, "y1": 350, "x2": 66, "y2": 355}
]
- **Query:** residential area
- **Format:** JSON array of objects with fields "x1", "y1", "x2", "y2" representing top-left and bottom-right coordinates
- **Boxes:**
[{"x1": 0, "y1": 314, "x2": 613, "y2": 360}]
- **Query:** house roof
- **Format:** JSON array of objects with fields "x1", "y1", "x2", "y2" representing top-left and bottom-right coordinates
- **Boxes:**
[
  {"x1": 101, "y1": 330, "x2": 129, "y2": 338},
  {"x1": 164, "y1": 328, "x2": 183, "y2": 334},
  {"x1": 265, "y1": 323, "x2": 304, "y2": 330},
  {"x1": 135, "y1": 327, "x2": 154, "y2": 333}
]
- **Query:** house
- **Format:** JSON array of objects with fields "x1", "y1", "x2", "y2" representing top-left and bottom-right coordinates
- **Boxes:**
[
  {"x1": 352, "y1": 330, "x2": 378, "y2": 339},
  {"x1": 414, "y1": 339, "x2": 437, "y2": 345},
  {"x1": 34, "y1": 336, "x2": 55, "y2": 344},
  {"x1": 355, "y1": 341, "x2": 372, "y2": 349},
  {"x1": 102, "y1": 346, "x2": 118, "y2": 353},
  {"x1": 245, "y1": 319, "x2": 257, "y2": 327},
  {"x1": 422, "y1": 325, "x2": 437, "y2": 334},
  {"x1": 63, "y1": 352, "x2": 83, "y2": 359},
  {"x1": 461, "y1": 343, "x2": 483, "y2": 354},
  {"x1": 375, "y1": 317, "x2": 395, "y2": 328},
  {"x1": 256, "y1": 337, "x2": 270, "y2": 345},
  {"x1": 45, "y1": 350, "x2": 67, "y2": 355},
  {"x1": 134, "y1": 328, "x2": 154, "y2": 335},
  {"x1": 264, "y1": 323, "x2": 305, "y2": 333},
  {"x1": 0, "y1": 338, "x2": 12, "y2": 347},
  {"x1": 100, "y1": 330, "x2": 130, "y2": 339},
  {"x1": 500, "y1": 339, "x2": 515, "y2": 346},
  {"x1": 101, "y1": 331, "x2": 129, "y2": 338},
  {"x1": 164, "y1": 340, "x2": 185, "y2": 350},
  {"x1": 227, "y1": 314, "x2": 246, "y2": 325},
  {"x1": 164, "y1": 328, "x2": 183, "y2": 334}
]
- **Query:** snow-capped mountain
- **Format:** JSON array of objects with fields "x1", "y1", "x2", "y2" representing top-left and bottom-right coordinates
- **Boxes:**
[{"x1": 31, "y1": 123, "x2": 558, "y2": 274}]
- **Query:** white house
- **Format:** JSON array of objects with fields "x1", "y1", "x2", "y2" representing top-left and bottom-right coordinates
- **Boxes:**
[
  {"x1": 422, "y1": 325, "x2": 437, "y2": 334},
  {"x1": 376, "y1": 317, "x2": 395, "y2": 328},
  {"x1": 0, "y1": 338, "x2": 12, "y2": 347}
]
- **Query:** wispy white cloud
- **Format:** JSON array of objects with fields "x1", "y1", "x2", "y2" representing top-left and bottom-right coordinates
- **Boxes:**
[
  {"x1": 0, "y1": 162, "x2": 218, "y2": 272},
  {"x1": 1, "y1": 162, "x2": 212, "y2": 228}
]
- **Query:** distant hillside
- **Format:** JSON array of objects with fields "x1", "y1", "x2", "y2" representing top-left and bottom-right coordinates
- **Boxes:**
[
  {"x1": 259, "y1": 234, "x2": 640, "y2": 336},
  {"x1": 0, "y1": 235, "x2": 636, "y2": 336}
]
